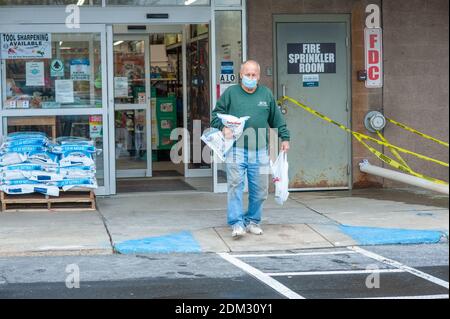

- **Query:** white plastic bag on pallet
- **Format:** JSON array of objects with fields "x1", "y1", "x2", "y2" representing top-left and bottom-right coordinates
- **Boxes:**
[
  {"x1": 1, "y1": 184, "x2": 60, "y2": 196},
  {"x1": 270, "y1": 151, "x2": 290, "y2": 205},
  {"x1": 0, "y1": 152, "x2": 27, "y2": 166}
]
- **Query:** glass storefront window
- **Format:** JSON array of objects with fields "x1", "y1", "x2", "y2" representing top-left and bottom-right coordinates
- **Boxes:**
[
  {"x1": 107, "y1": 0, "x2": 209, "y2": 5},
  {"x1": 3, "y1": 33, "x2": 103, "y2": 110},
  {"x1": 6, "y1": 115, "x2": 105, "y2": 186},
  {"x1": 0, "y1": 0, "x2": 100, "y2": 5}
]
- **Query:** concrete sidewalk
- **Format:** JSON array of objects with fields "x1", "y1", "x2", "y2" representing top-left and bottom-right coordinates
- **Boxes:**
[{"x1": 0, "y1": 188, "x2": 448, "y2": 256}]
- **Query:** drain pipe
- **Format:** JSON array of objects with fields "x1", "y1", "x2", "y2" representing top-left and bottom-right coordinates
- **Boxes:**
[{"x1": 359, "y1": 160, "x2": 449, "y2": 195}]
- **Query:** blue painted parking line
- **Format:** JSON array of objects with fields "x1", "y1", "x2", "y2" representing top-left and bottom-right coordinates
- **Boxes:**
[
  {"x1": 340, "y1": 225, "x2": 444, "y2": 245},
  {"x1": 114, "y1": 231, "x2": 202, "y2": 254}
]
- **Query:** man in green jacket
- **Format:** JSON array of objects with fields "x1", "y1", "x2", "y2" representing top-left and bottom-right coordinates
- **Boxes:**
[{"x1": 211, "y1": 60, "x2": 290, "y2": 238}]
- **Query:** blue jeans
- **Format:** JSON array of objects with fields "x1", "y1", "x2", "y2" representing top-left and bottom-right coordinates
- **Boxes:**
[{"x1": 225, "y1": 147, "x2": 270, "y2": 228}]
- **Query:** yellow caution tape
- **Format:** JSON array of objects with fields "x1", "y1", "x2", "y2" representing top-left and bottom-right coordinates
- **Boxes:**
[
  {"x1": 353, "y1": 134, "x2": 448, "y2": 186},
  {"x1": 386, "y1": 117, "x2": 449, "y2": 148},
  {"x1": 279, "y1": 96, "x2": 449, "y2": 186},
  {"x1": 280, "y1": 96, "x2": 449, "y2": 168},
  {"x1": 376, "y1": 131, "x2": 412, "y2": 171}
]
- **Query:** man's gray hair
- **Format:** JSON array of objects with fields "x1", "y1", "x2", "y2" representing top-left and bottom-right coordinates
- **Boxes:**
[{"x1": 240, "y1": 60, "x2": 261, "y2": 73}]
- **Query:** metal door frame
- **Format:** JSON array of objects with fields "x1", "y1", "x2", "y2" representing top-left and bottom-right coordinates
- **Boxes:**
[
  {"x1": 212, "y1": 3, "x2": 247, "y2": 193},
  {"x1": 273, "y1": 14, "x2": 353, "y2": 191},
  {"x1": 183, "y1": 25, "x2": 213, "y2": 179}
]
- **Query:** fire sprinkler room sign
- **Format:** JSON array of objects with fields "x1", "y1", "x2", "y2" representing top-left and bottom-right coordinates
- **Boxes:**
[{"x1": 287, "y1": 43, "x2": 336, "y2": 74}]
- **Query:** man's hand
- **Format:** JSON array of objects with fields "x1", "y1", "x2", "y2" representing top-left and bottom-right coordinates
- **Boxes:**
[
  {"x1": 222, "y1": 127, "x2": 234, "y2": 139},
  {"x1": 281, "y1": 141, "x2": 290, "y2": 153}
]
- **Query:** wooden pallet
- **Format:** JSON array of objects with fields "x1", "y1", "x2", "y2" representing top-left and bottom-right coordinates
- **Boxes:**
[{"x1": 0, "y1": 191, "x2": 96, "y2": 212}]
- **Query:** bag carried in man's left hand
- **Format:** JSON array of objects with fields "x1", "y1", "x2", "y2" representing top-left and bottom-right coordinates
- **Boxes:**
[{"x1": 270, "y1": 151, "x2": 290, "y2": 205}]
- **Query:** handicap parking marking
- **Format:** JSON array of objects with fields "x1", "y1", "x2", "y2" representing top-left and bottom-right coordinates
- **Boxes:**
[
  {"x1": 349, "y1": 246, "x2": 449, "y2": 289},
  {"x1": 219, "y1": 247, "x2": 449, "y2": 299}
]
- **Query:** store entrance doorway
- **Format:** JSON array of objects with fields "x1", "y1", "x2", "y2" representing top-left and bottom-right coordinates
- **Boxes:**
[{"x1": 111, "y1": 25, "x2": 212, "y2": 194}]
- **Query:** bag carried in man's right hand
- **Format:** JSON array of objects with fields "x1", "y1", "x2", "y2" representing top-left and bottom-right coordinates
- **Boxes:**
[{"x1": 201, "y1": 114, "x2": 250, "y2": 161}]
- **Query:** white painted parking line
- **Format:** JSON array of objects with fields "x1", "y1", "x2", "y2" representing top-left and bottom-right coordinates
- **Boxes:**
[
  {"x1": 349, "y1": 246, "x2": 449, "y2": 289},
  {"x1": 267, "y1": 269, "x2": 405, "y2": 277},
  {"x1": 232, "y1": 250, "x2": 357, "y2": 258},
  {"x1": 218, "y1": 252, "x2": 305, "y2": 299},
  {"x1": 351, "y1": 294, "x2": 449, "y2": 300}
]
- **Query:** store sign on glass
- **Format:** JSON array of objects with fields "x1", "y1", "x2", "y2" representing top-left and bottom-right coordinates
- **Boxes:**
[
  {"x1": 0, "y1": 33, "x2": 51, "y2": 59},
  {"x1": 89, "y1": 115, "x2": 103, "y2": 138},
  {"x1": 220, "y1": 61, "x2": 236, "y2": 83},
  {"x1": 70, "y1": 59, "x2": 91, "y2": 81}
]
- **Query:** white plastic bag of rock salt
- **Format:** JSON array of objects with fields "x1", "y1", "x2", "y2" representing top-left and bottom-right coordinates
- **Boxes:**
[
  {"x1": 59, "y1": 152, "x2": 95, "y2": 167},
  {"x1": 201, "y1": 114, "x2": 250, "y2": 161},
  {"x1": 1, "y1": 184, "x2": 60, "y2": 197},
  {"x1": 24, "y1": 170, "x2": 64, "y2": 182},
  {"x1": 0, "y1": 152, "x2": 27, "y2": 166}
]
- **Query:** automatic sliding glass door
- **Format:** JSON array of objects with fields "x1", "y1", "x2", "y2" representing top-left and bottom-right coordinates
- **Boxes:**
[
  {"x1": 184, "y1": 24, "x2": 212, "y2": 178},
  {"x1": 113, "y1": 36, "x2": 152, "y2": 178}
]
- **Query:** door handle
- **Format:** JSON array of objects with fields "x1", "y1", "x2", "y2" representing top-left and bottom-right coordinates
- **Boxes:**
[{"x1": 280, "y1": 84, "x2": 288, "y2": 115}]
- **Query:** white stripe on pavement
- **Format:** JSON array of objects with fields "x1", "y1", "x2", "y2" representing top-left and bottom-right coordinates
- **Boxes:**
[
  {"x1": 267, "y1": 269, "x2": 405, "y2": 277},
  {"x1": 349, "y1": 246, "x2": 449, "y2": 289},
  {"x1": 232, "y1": 250, "x2": 357, "y2": 258},
  {"x1": 218, "y1": 252, "x2": 305, "y2": 299}
]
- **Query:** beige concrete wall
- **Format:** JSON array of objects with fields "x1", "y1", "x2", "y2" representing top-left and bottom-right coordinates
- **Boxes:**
[
  {"x1": 382, "y1": 0, "x2": 449, "y2": 186},
  {"x1": 247, "y1": 0, "x2": 384, "y2": 188}
]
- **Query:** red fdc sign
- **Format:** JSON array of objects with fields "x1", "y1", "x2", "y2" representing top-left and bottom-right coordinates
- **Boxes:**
[{"x1": 365, "y1": 28, "x2": 383, "y2": 88}]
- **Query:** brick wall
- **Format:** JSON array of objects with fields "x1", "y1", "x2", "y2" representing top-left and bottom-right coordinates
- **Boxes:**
[{"x1": 382, "y1": 0, "x2": 449, "y2": 186}]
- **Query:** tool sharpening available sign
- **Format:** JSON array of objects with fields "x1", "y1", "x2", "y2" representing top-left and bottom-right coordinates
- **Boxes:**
[
  {"x1": 287, "y1": 43, "x2": 336, "y2": 74},
  {"x1": 1, "y1": 33, "x2": 51, "y2": 59}
]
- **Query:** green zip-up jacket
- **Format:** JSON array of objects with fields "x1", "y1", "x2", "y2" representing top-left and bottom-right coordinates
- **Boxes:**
[{"x1": 211, "y1": 84, "x2": 290, "y2": 151}]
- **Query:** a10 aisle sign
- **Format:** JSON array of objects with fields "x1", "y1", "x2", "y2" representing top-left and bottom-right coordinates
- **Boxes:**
[{"x1": 220, "y1": 61, "x2": 236, "y2": 83}]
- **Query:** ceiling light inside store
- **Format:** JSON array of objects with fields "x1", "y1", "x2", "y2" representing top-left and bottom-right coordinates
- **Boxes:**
[
  {"x1": 184, "y1": 0, "x2": 198, "y2": 5},
  {"x1": 77, "y1": 0, "x2": 85, "y2": 6},
  {"x1": 114, "y1": 41, "x2": 124, "y2": 46}
]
